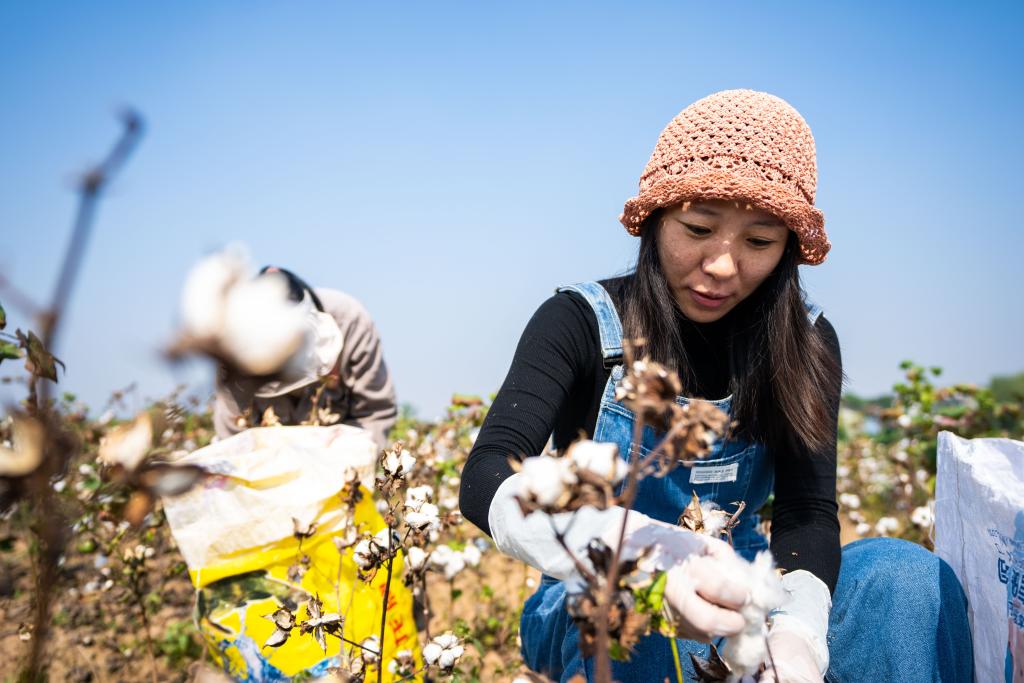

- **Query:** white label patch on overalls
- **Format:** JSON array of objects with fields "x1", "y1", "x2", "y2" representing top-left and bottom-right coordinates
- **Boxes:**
[{"x1": 689, "y1": 463, "x2": 739, "y2": 484}]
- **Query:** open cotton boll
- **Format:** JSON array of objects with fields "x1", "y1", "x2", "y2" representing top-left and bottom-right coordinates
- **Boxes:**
[
  {"x1": 422, "y1": 632, "x2": 464, "y2": 672},
  {"x1": 518, "y1": 454, "x2": 577, "y2": 507},
  {"x1": 430, "y1": 544, "x2": 467, "y2": 580},
  {"x1": 568, "y1": 440, "x2": 627, "y2": 484},
  {"x1": 180, "y1": 245, "x2": 249, "y2": 339},
  {"x1": 405, "y1": 502, "x2": 441, "y2": 532},
  {"x1": 405, "y1": 546, "x2": 429, "y2": 571},
  {"x1": 220, "y1": 273, "x2": 307, "y2": 375},
  {"x1": 461, "y1": 543, "x2": 482, "y2": 568},
  {"x1": 405, "y1": 485, "x2": 433, "y2": 509},
  {"x1": 715, "y1": 550, "x2": 787, "y2": 680},
  {"x1": 699, "y1": 500, "x2": 730, "y2": 537}
]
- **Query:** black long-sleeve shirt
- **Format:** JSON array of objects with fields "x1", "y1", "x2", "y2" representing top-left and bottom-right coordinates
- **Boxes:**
[{"x1": 459, "y1": 275, "x2": 842, "y2": 593}]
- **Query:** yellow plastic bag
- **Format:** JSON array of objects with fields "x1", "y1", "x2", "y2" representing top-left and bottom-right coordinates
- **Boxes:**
[{"x1": 162, "y1": 425, "x2": 421, "y2": 682}]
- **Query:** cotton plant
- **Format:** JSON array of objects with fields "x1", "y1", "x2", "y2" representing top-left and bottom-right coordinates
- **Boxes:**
[
  {"x1": 422, "y1": 632, "x2": 466, "y2": 674},
  {"x1": 677, "y1": 492, "x2": 745, "y2": 543},
  {"x1": 504, "y1": 349, "x2": 799, "y2": 683}
]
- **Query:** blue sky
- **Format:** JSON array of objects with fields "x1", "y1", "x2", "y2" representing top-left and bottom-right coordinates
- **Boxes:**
[{"x1": 2, "y1": 1, "x2": 1022, "y2": 419}]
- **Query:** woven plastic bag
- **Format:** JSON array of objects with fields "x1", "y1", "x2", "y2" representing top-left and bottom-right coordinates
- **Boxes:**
[
  {"x1": 934, "y1": 431, "x2": 1024, "y2": 682},
  {"x1": 162, "y1": 424, "x2": 421, "y2": 682}
]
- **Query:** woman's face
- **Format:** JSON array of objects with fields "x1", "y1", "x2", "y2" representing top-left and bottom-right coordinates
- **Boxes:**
[{"x1": 656, "y1": 199, "x2": 789, "y2": 323}]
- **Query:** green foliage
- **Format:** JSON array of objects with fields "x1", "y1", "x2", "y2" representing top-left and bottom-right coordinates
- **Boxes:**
[
  {"x1": 990, "y1": 371, "x2": 1024, "y2": 402},
  {"x1": 159, "y1": 620, "x2": 202, "y2": 668},
  {"x1": 0, "y1": 340, "x2": 21, "y2": 364},
  {"x1": 837, "y1": 361, "x2": 1024, "y2": 546}
]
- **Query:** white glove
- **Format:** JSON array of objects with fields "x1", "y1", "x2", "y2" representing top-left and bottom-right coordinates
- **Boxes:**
[
  {"x1": 663, "y1": 548, "x2": 751, "y2": 641},
  {"x1": 489, "y1": 472, "x2": 712, "y2": 581},
  {"x1": 758, "y1": 627, "x2": 824, "y2": 683},
  {"x1": 761, "y1": 569, "x2": 832, "y2": 683}
]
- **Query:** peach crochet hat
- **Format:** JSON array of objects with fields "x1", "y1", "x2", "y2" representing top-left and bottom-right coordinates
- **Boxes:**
[{"x1": 620, "y1": 89, "x2": 830, "y2": 265}]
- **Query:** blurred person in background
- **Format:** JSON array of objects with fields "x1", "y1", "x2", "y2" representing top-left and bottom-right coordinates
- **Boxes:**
[{"x1": 212, "y1": 266, "x2": 396, "y2": 450}]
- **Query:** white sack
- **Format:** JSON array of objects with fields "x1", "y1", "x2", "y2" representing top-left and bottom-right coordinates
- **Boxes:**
[
  {"x1": 934, "y1": 431, "x2": 1024, "y2": 683},
  {"x1": 162, "y1": 424, "x2": 377, "y2": 575}
]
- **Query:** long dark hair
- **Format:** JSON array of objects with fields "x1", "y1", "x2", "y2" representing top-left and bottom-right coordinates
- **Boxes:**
[
  {"x1": 258, "y1": 265, "x2": 325, "y2": 312},
  {"x1": 622, "y1": 213, "x2": 843, "y2": 454}
]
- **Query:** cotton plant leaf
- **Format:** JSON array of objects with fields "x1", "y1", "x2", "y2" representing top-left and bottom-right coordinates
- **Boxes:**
[
  {"x1": 0, "y1": 340, "x2": 20, "y2": 365},
  {"x1": 16, "y1": 329, "x2": 64, "y2": 382},
  {"x1": 263, "y1": 628, "x2": 290, "y2": 649},
  {"x1": 679, "y1": 490, "x2": 705, "y2": 532},
  {"x1": 261, "y1": 607, "x2": 296, "y2": 649},
  {"x1": 266, "y1": 607, "x2": 296, "y2": 631}
]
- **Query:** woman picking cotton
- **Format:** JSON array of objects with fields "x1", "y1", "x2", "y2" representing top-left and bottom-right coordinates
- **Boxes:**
[{"x1": 459, "y1": 90, "x2": 972, "y2": 682}]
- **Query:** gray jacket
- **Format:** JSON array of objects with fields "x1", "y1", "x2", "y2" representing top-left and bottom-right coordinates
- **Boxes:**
[{"x1": 213, "y1": 288, "x2": 397, "y2": 450}]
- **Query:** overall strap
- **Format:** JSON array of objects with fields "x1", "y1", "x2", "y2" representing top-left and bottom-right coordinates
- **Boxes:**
[
  {"x1": 556, "y1": 282, "x2": 624, "y2": 368},
  {"x1": 804, "y1": 299, "x2": 824, "y2": 325}
]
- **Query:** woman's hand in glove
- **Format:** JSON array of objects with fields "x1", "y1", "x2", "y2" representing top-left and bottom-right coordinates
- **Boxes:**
[
  {"x1": 662, "y1": 539, "x2": 751, "y2": 642},
  {"x1": 757, "y1": 626, "x2": 825, "y2": 683}
]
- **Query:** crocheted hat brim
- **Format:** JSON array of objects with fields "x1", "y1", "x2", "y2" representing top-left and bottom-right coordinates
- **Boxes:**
[{"x1": 620, "y1": 172, "x2": 830, "y2": 265}]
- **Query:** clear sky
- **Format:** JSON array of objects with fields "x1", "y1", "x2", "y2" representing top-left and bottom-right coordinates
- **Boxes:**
[{"x1": 2, "y1": 1, "x2": 1022, "y2": 419}]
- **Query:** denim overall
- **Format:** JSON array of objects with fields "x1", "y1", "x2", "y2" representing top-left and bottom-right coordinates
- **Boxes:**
[{"x1": 519, "y1": 281, "x2": 974, "y2": 683}]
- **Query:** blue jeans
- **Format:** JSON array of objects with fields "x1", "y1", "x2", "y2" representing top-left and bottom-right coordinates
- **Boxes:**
[{"x1": 520, "y1": 537, "x2": 974, "y2": 682}]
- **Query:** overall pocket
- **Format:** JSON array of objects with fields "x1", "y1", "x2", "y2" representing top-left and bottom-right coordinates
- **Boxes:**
[{"x1": 629, "y1": 441, "x2": 758, "y2": 526}]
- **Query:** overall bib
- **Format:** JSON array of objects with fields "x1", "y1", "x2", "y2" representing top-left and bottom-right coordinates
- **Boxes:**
[{"x1": 519, "y1": 281, "x2": 974, "y2": 683}]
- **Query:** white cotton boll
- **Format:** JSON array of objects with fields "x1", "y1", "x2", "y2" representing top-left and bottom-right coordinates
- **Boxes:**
[
  {"x1": 430, "y1": 545, "x2": 466, "y2": 580},
  {"x1": 430, "y1": 544, "x2": 454, "y2": 565},
  {"x1": 461, "y1": 544, "x2": 481, "y2": 568},
  {"x1": 383, "y1": 448, "x2": 417, "y2": 478},
  {"x1": 442, "y1": 552, "x2": 466, "y2": 580},
  {"x1": 568, "y1": 440, "x2": 627, "y2": 484},
  {"x1": 897, "y1": 414, "x2": 913, "y2": 428},
  {"x1": 374, "y1": 527, "x2": 397, "y2": 549},
  {"x1": 714, "y1": 551, "x2": 786, "y2": 681},
  {"x1": 405, "y1": 485, "x2": 433, "y2": 509},
  {"x1": 352, "y1": 539, "x2": 374, "y2": 569},
  {"x1": 221, "y1": 274, "x2": 307, "y2": 375},
  {"x1": 518, "y1": 455, "x2": 577, "y2": 507},
  {"x1": 911, "y1": 504, "x2": 934, "y2": 528},
  {"x1": 180, "y1": 245, "x2": 249, "y2": 339},
  {"x1": 406, "y1": 546, "x2": 429, "y2": 571},
  {"x1": 838, "y1": 492, "x2": 861, "y2": 510},
  {"x1": 855, "y1": 522, "x2": 871, "y2": 536},
  {"x1": 745, "y1": 551, "x2": 786, "y2": 611},
  {"x1": 361, "y1": 635, "x2": 380, "y2": 662},
  {"x1": 439, "y1": 647, "x2": 461, "y2": 670},
  {"x1": 423, "y1": 632, "x2": 464, "y2": 671},
  {"x1": 405, "y1": 503, "x2": 441, "y2": 532},
  {"x1": 875, "y1": 516, "x2": 899, "y2": 536},
  {"x1": 698, "y1": 500, "x2": 729, "y2": 537},
  {"x1": 422, "y1": 642, "x2": 442, "y2": 665},
  {"x1": 721, "y1": 631, "x2": 768, "y2": 681}
]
